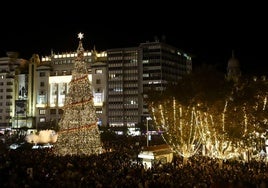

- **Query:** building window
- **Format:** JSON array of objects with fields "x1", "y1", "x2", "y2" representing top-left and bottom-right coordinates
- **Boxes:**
[
  {"x1": 39, "y1": 117, "x2": 46, "y2": 122},
  {"x1": 6, "y1": 95, "x2": 12, "y2": 99},
  {"x1": 96, "y1": 69, "x2": 102, "y2": 74},
  {"x1": 39, "y1": 95, "x2": 45, "y2": 104},
  {"x1": 40, "y1": 72, "x2": 46, "y2": 77},
  {"x1": 96, "y1": 108, "x2": 102, "y2": 114},
  {"x1": 94, "y1": 93, "x2": 102, "y2": 103},
  {"x1": 39, "y1": 109, "x2": 46, "y2": 115},
  {"x1": 96, "y1": 79, "x2": 101, "y2": 84},
  {"x1": 143, "y1": 73, "x2": 149, "y2": 77},
  {"x1": 40, "y1": 82, "x2": 45, "y2": 87},
  {"x1": 50, "y1": 109, "x2": 56, "y2": 114},
  {"x1": 6, "y1": 102, "x2": 12, "y2": 106},
  {"x1": 59, "y1": 109, "x2": 64, "y2": 114},
  {"x1": 62, "y1": 70, "x2": 67, "y2": 75},
  {"x1": 6, "y1": 109, "x2": 12, "y2": 113}
]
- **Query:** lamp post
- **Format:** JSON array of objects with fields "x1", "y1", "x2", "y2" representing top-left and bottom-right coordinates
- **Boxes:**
[{"x1": 146, "y1": 117, "x2": 152, "y2": 147}]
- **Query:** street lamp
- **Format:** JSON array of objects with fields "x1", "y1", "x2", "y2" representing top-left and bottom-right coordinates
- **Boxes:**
[{"x1": 146, "y1": 117, "x2": 152, "y2": 147}]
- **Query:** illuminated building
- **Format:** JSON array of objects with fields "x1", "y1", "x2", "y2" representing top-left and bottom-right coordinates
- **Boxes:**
[
  {"x1": 107, "y1": 47, "x2": 142, "y2": 132},
  {"x1": 0, "y1": 37, "x2": 192, "y2": 134},
  {"x1": 36, "y1": 49, "x2": 107, "y2": 130},
  {"x1": 107, "y1": 39, "x2": 192, "y2": 134},
  {"x1": 0, "y1": 52, "x2": 34, "y2": 129},
  {"x1": 140, "y1": 41, "x2": 192, "y2": 93},
  {"x1": 140, "y1": 41, "x2": 192, "y2": 123}
]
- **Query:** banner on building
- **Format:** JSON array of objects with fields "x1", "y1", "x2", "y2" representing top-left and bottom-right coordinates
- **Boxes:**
[
  {"x1": 15, "y1": 100, "x2": 27, "y2": 117},
  {"x1": 18, "y1": 74, "x2": 28, "y2": 99}
]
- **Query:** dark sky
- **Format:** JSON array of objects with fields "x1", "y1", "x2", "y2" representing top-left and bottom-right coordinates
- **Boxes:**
[{"x1": 0, "y1": 1, "x2": 267, "y2": 75}]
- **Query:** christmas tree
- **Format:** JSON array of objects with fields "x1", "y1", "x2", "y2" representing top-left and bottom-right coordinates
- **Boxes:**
[{"x1": 53, "y1": 33, "x2": 102, "y2": 156}]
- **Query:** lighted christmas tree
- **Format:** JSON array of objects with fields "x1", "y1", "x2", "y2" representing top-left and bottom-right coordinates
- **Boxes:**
[{"x1": 53, "y1": 33, "x2": 102, "y2": 156}]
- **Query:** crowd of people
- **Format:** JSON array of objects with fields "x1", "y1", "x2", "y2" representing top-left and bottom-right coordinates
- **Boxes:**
[{"x1": 0, "y1": 135, "x2": 267, "y2": 188}]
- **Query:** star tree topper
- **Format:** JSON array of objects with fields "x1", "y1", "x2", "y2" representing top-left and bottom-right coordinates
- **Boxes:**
[{"x1": 78, "y1": 32, "x2": 84, "y2": 40}]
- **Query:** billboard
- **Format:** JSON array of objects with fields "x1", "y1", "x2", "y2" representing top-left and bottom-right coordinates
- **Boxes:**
[
  {"x1": 15, "y1": 100, "x2": 27, "y2": 117},
  {"x1": 18, "y1": 74, "x2": 28, "y2": 99}
]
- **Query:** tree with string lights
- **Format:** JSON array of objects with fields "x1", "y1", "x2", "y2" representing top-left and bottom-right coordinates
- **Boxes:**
[
  {"x1": 148, "y1": 65, "x2": 268, "y2": 163},
  {"x1": 151, "y1": 98, "x2": 206, "y2": 165},
  {"x1": 53, "y1": 33, "x2": 102, "y2": 156},
  {"x1": 148, "y1": 65, "x2": 230, "y2": 164}
]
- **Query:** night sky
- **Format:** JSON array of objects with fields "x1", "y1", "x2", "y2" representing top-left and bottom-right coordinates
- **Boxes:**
[{"x1": 0, "y1": 1, "x2": 267, "y2": 75}]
